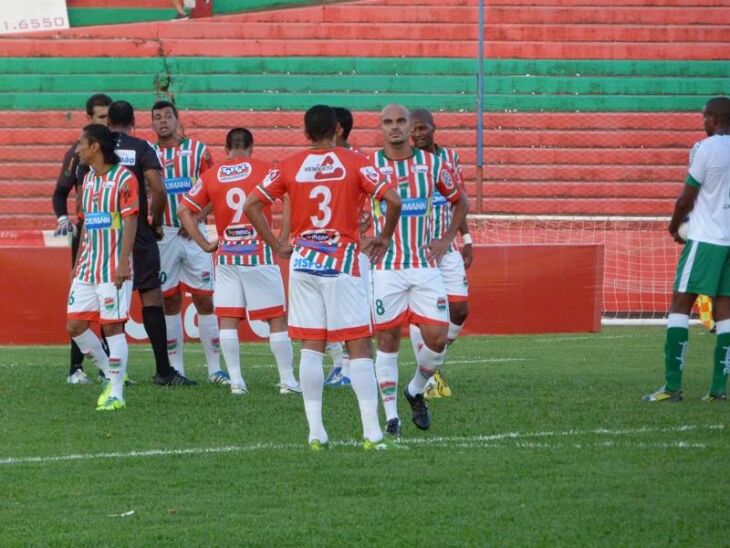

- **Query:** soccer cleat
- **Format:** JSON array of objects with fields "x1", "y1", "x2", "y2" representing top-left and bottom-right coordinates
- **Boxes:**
[
  {"x1": 404, "y1": 387, "x2": 432, "y2": 430},
  {"x1": 153, "y1": 370, "x2": 197, "y2": 386},
  {"x1": 208, "y1": 370, "x2": 231, "y2": 385},
  {"x1": 642, "y1": 386, "x2": 683, "y2": 402},
  {"x1": 385, "y1": 417, "x2": 401, "y2": 438},
  {"x1": 309, "y1": 439, "x2": 329, "y2": 451},
  {"x1": 434, "y1": 371, "x2": 452, "y2": 397},
  {"x1": 363, "y1": 437, "x2": 407, "y2": 451},
  {"x1": 424, "y1": 378, "x2": 441, "y2": 400},
  {"x1": 67, "y1": 369, "x2": 91, "y2": 385},
  {"x1": 279, "y1": 382, "x2": 302, "y2": 395},
  {"x1": 97, "y1": 380, "x2": 112, "y2": 407},
  {"x1": 96, "y1": 396, "x2": 125, "y2": 411},
  {"x1": 702, "y1": 392, "x2": 727, "y2": 401},
  {"x1": 324, "y1": 367, "x2": 351, "y2": 387},
  {"x1": 230, "y1": 383, "x2": 248, "y2": 395}
]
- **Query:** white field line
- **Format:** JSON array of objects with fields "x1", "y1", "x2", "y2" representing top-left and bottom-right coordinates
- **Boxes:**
[{"x1": 1, "y1": 424, "x2": 723, "y2": 466}]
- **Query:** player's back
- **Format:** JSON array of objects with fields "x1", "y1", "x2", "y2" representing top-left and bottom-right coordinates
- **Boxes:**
[
  {"x1": 112, "y1": 132, "x2": 161, "y2": 227},
  {"x1": 687, "y1": 134, "x2": 730, "y2": 245}
]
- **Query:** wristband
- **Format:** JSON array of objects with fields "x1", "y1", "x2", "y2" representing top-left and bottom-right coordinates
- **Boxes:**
[{"x1": 462, "y1": 234, "x2": 472, "y2": 245}]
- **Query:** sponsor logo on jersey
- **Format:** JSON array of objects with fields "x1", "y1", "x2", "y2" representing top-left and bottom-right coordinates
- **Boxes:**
[
  {"x1": 102, "y1": 180, "x2": 116, "y2": 189},
  {"x1": 85, "y1": 212, "x2": 120, "y2": 230},
  {"x1": 296, "y1": 153, "x2": 346, "y2": 183},
  {"x1": 189, "y1": 178, "x2": 203, "y2": 196},
  {"x1": 225, "y1": 225, "x2": 256, "y2": 240},
  {"x1": 103, "y1": 297, "x2": 115, "y2": 311},
  {"x1": 177, "y1": 150, "x2": 192, "y2": 157},
  {"x1": 218, "y1": 162, "x2": 251, "y2": 183},
  {"x1": 432, "y1": 192, "x2": 448, "y2": 207},
  {"x1": 163, "y1": 177, "x2": 193, "y2": 194},
  {"x1": 381, "y1": 197, "x2": 428, "y2": 217},
  {"x1": 163, "y1": 157, "x2": 175, "y2": 168},
  {"x1": 299, "y1": 229, "x2": 340, "y2": 245},
  {"x1": 411, "y1": 164, "x2": 429, "y2": 174},
  {"x1": 115, "y1": 149, "x2": 136, "y2": 166},
  {"x1": 378, "y1": 166, "x2": 394, "y2": 177},
  {"x1": 220, "y1": 242, "x2": 259, "y2": 255},
  {"x1": 360, "y1": 165, "x2": 381, "y2": 184},
  {"x1": 440, "y1": 169, "x2": 454, "y2": 189},
  {"x1": 262, "y1": 169, "x2": 280, "y2": 188},
  {"x1": 292, "y1": 256, "x2": 340, "y2": 277}
]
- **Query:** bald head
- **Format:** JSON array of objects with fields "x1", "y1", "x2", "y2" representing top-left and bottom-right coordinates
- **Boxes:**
[{"x1": 380, "y1": 104, "x2": 412, "y2": 147}]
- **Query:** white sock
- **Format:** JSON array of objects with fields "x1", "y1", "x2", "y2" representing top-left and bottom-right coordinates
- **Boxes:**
[
  {"x1": 447, "y1": 321, "x2": 463, "y2": 344},
  {"x1": 342, "y1": 352, "x2": 350, "y2": 379},
  {"x1": 165, "y1": 313, "x2": 184, "y2": 376},
  {"x1": 198, "y1": 313, "x2": 221, "y2": 376},
  {"x1": 219, "y1": 329, "x2": 244, "y2": 386},
  {"x1": 408, "y1": 344, "x2": 446, "y2": 396},
  {"x1": 409, "y1": 324, "x2": 424, "y2": 359},
  {"x1": 326, "y1": 342, "x2": 344, "y2": 369},
  {"x1": 270, "y1": 331, "x2": 296, "y2": 385},
  {"x1": 300, "y1": 349, "x2": 327, "y2": 444},
  {"x1": 375, "y1": 350, "x2": 399, "y2": 421},
  {"x1": 349, "y1": 358, "x2": 383, "y2": 442},
  {"x1": 105, "y1": 333, "x2": 128, "y2": 400},
  {"x1": 72, "y1": 329, "x2": 109, "y2": 377}
]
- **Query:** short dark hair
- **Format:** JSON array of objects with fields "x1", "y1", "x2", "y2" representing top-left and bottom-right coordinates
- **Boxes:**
[
  {"x1": 108, "y1": 100, "x2": 135, "y2": 128},
  {"x1": 226, "y1": 127, "x2": 254, "y2": 150},
  {"x1": 410, "y1": 108, "x2": 435, "y2": 127},
  {"x1": 82, "y1": 124, "x2": 119, "y2": 165},
  {"x1": 706, "y1": 96, "x2": 730, "y2": 125},
  {"x1": 333, "y1": 107, "x2": 354, "y2": 140},
  {"x1": 85, "y1": 94, "x2": 113, "y2": 116},
  {"x1": 151, "y1": 99, "x2": 179, "y2": 119},
  {"x1": 304, "y1": 105, "x2": 337, "y2": 142}
]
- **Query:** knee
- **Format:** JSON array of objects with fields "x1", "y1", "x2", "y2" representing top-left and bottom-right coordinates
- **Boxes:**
[
  {"x1": 66, "y1": 321, "x2": 84, "y2": 338},
  {"x1": 193, "y1": 296, "x2": 215, "y2": 315},
  {"x1": 450, "y1": 306, "x2": 469, "y2": 327},
  {"x1": 422, "y1": 331, "x2": 448, "y2": 353}
]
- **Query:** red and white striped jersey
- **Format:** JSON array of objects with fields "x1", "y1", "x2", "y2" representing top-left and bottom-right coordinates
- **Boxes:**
[
  {"x1": 433, "y1": 145, "x2": 465, "y2": 253},
  {"x1": 182, "y1": 156, "x2": 276, "y2": 267},
  {"x1": 253, "y1": 147, "x2": 392, "y2": 276},
  {"x1": 369, "y1": 148, "x2": 460, "y2": 270},
  {"x1": 152, "y1": 138, "x2": 212, "y2": 228},
  {"x1": 75, "y1": 164, "x2": 139, "y2": 283}
]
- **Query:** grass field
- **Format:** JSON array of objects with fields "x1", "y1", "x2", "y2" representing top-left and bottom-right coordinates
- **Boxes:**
[{"x1": 1, "y1": 326, "x2": 728, "y2": 546}]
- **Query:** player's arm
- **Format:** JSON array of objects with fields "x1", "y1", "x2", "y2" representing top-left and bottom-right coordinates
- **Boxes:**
[
  {"x1": 52, "y1": 146, "x2": 79, "y2": 237},
  {"x1": 116, "y1": 175, "x2": 139, "y2": 289},
  {"x1": 244, "y1": 168, "x2": 292, "y2": 259},
  {"x1": 428, "y1": 165, "x2": 469, "y2": 262},
  {"x1": 668, "y1": 183, "x2": 699, "y2": 244},
  {"x1": 144, "y1": 168, "x2": 166, "y2": 239},
  {"x1": 362, "y1": 188, "x2": 401, "y2": 264},
  {"x1": 278, "y1": 194, "x2": 291, "y2": 244},
  {"x1": 457, "y1": 198, "x2": 473, "y2": 270},
  {"x1": 179, "y1": 204, "x2": 217, "y2": 253}
]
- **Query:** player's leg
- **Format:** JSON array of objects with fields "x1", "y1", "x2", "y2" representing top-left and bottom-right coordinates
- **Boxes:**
[
  {"x1": 214, "y1": 264, "x2": 247, "y2": 393},
  {"x1": 288, "y1": 270, "x2": 328, "y2": 448},
  {"x1": 324, "y1": 342, "x2": 349, "y2": 386},
  {"x1": 706, "y1": 253, "x2": 730, "y2": 400},
  {"x1": 96, "y1": 281, "x2": 133, "y2": 410},
  {"x1": 645, "y1": 240, "x2": 725, "y2": 401},
  {"x1": 182, "y1": 237, "x2": 219, "y2": 377},
  {"x1": 372, "y1": 270, "x2": 409, "y2": 436},
  {"x1": 161, "y1": 232, "x2": 186, "y2": 374},
  {"x1": 67, "y1": 228, "x2": 89, "y2": 383}
]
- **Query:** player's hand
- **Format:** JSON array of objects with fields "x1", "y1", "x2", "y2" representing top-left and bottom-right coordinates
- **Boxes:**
[
  {"x1": 359, "y1": 210, "x2": 372, "y2": 237},
  {"x1": 203, "y1": 240, "x2": 218, "y2": 254},
  {"x1": 363, "y1": 235, "x2": 390, "y2": 265},
  {"x1": 274, "y1": 240, "x2": 294, "y2": 260},
  {"x1": 115, "y1": 264, "x2": 131, "y2": 289},
  {"x1": 55, "y1": 216, "x2": 77, "y2": 238},
  {"x1": 461, "y1": 243, "x2": 473, "y2": 270},
  {"x1": 426, "y1": 237, "x2": 450, "y2": 263},
  {"x1": 151, "y1": 223, "x2": 164, "y2": 241}
]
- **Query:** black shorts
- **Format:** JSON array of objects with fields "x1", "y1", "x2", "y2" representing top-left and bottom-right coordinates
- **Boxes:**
[{"x1": 133, "y1": 224, "x2": 161, "y2": 291}]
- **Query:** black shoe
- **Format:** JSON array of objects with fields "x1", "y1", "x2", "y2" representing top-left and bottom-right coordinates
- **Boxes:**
[
  {"x1": 385, "y1": 417, "x2": 401, "y2": 437},
  {"x1": 153, "y1": 370, "x2": 197, "y2": 386},
  {"x1": 404, "y1": 388, "x2": 431, "y2": 430}
]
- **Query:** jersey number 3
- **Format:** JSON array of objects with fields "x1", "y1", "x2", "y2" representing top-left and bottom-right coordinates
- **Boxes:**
[{"x1": 310, "y1": 185, "x2": 332, "y2": 228}]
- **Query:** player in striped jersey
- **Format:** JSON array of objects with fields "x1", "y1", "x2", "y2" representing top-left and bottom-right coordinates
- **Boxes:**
[
  {"x1": 151, "y1": 101, "x2": 224, "y2": 384},
  {"x1": 178, "y1": 127, "x2": 300, "y2": 396},
  {"x1": 410, "y1": 108, "x2": 473, "y2": 398},
  {"x1": 66, "y1": 124, "x2": 138, "y2": 411},
  {"x1": 370, "y1": 104, "x2": 469, "y2": 435},
  {"x1": 244, "y1": 105, "x2": 403, "y2": 450}
]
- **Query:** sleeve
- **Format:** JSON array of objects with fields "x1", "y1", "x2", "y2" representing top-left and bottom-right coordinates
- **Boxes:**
[
  {"x1": 357, "y1": 159, "x2": 393, "y2": 201},
  {"x1": 52, "y1": 145, "x2": 79, "y2": 217},
  {"x1": 686, "y1": 141, "x2": 705, "y2": 188},
  {"x1": 451, "y1": 150, "x2": 465, "y2": 189},
  {"x1": 119, "y1": 172, "x2": 140, "y2": 217},
  {"x1": 181, "y1": 176, "x2": 209, "y2": 213},
  {"x1": 140, "y1": 142, "x2": 163, "y2": 172},
  {"x1": 252, "y1": 167, "x2": 286, "y2": 204},
  {"x1": 435, "y1": 160, "x2": 461, "y2": 203}
]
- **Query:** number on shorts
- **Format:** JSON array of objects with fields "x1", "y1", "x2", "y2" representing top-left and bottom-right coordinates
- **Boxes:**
[
  {"x1": 68, "y1": 290, "x2": 75, "y2": 305},
  {"x1": 375, "y1": 299, "x2": 385, "y2": 316},
  {"x1": 309, "y1": 185, "x2": 332, "y2": 228},
  {"x1": 226, "y1": 187, "x2": 247, "y2": 223}
]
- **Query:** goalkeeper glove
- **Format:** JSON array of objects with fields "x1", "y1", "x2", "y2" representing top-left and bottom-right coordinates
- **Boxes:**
[{"x1": 54, "y1": 215, "x2": 77, "y2": 238}]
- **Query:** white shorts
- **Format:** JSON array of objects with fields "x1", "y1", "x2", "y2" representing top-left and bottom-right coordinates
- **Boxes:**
[
  {"x1": 358, "y1": 251, "x2": 372, "y2": 304},
  {"x1": 288, "y1": 268, "x2": 371, "y2": 342},
  {"x1": 67, "y1": 279, "x2": 133, "y2": 325},
  {"x1": 438, "y1": 251, "x2": 469, "y2": 302},
  {"x1": 158, "y1": 225, "x2": 214, "y2": 297},
  {"x1": 371, "y1": 268, "x2": 449, "y2": 330},
  {"x1": 214, "y1": 263, "x2": 286, "y2": 320}
]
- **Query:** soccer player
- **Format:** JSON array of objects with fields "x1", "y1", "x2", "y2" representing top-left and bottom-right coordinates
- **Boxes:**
[
  {"x1": 53, "y1": 93, "x2": 113, "y2": 384},
  {"x1": 178, "y1": 127, "x2": 300, "y2": 395},
  {"x1": 150, "y1": 101, "x2": 224, "y2": 384},
  {"x1": 410, "y1": 108, "x2": 473, "y2": 398},
  {"x1": 66, "y1": 124, "x2": 138, "y2": 410},
  {"x1": 244, "y1": 105, "x2": 403, "y2": 450},
  {"x1": 644, "y1": 96, "x2": 730, "y2": 402},
  {"x1": 107, "y1": 100, "x2": 194, "y2": 385},
  {"x1": 370, "y1": 104, "x2": 468, "y2": 435}
]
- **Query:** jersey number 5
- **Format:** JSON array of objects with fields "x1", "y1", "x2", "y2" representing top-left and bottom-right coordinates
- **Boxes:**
[{"x1": 310, "y1": 185, "x2": 332, "y2": 228}]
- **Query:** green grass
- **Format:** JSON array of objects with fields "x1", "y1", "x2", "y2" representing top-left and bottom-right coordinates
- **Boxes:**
[{"x1": 1, "y1": 326, "x2": 728, "y2": 546}]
